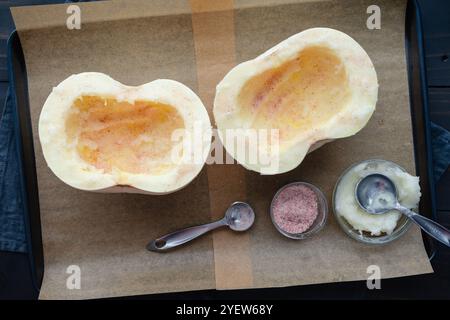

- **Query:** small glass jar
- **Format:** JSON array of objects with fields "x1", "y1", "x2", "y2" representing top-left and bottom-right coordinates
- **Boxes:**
[
  {"x1": 333, "y1": 159, "x2": 412, "y2": 245},
  {"x1": 270, "y1": 182, "x2": 328, "y2": 239}
]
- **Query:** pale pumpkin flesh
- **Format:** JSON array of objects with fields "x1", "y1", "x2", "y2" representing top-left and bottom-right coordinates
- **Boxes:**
[
  {"x1": 214, "y1": 28, "x2": 378, "y2": 174},
  {"x1": 39, "y1": 73, "x2": 211, "y2": 193}
]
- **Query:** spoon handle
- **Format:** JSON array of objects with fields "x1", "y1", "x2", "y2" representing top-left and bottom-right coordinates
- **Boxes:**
[
  {"x1": 396, "y1": 205, "x2": 450, "y2": 247},
  {"x1": 147, "y1": 219, "x2": 227, "y2": 252}
]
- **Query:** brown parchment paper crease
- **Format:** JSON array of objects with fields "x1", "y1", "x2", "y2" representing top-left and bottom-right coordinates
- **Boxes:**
[{"x1": 12, "y1": 0, "x2": 433, "y2": 299}]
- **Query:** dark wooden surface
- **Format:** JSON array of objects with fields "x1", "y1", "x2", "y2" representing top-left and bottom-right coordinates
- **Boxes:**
[
  {"x1": 422, "y1": 0, "x2": 450, "y2": 234},
  {"x1": 0, "y1": 0, "x2": 449, "y2": 299},
  {"x1": 422, "y1": 0, "x2": 450, "y2": 88}
]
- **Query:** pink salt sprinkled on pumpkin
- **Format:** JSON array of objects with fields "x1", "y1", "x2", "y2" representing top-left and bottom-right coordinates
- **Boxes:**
[{"x1": 272, "y1": 184, "x2": 319, "y2": 234}]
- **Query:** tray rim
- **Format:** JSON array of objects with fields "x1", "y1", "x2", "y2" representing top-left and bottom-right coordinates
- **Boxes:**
[
  {"x1": 405, "y1": 0, "x2": 437, "y2": 259},
  {"x1": 7, "y1": 0, "x2": 437, "y2": 296},
  {"x1": 7, "y1": 30, "x2": 44, "y2": 293}
]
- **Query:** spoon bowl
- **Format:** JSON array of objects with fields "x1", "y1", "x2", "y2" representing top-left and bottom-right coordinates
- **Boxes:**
[
  {"x1": 355, "y1": 173, "x2": 398, "y2": 215},
  {"x1": 355, "y1": 173, "x2": 450, "y2": 247},
  {"x1": 226, "y1": 201, "x2": 255, "y2": 231}
]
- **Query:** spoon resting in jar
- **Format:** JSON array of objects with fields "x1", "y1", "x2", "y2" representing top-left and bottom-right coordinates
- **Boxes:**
[{"x1": 355, "y1": 173, "x2": 450, "y2": 247}]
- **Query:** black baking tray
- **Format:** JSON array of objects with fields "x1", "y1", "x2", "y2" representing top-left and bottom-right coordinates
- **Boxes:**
[{"x1": 7, "y1": 0, "x2": 438, "y2": 297}]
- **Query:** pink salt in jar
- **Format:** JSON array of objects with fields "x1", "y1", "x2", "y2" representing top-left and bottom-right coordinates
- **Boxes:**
[{"x1": 270, "y1": 182, "x2": 328, "y2": 239}]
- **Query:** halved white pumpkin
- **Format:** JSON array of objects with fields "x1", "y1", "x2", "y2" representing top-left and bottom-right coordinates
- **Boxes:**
[
  {"x1": 39, "y1": 72, "x2": 211, "y2": 194},
  {"x1": 214, "y1": 28, "x2": 378, "y2": 174}
]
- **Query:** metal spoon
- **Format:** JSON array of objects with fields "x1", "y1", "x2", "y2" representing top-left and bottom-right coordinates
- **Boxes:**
[
  {"x1": 147, "y1": 201, "x2": 255, "y2": 252},
  {"x1": 355, "y1": 173, "x2": 450, "y2": 247}
]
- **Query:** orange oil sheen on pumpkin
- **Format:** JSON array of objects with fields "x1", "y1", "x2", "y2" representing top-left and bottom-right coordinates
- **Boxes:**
[
  {"x1": 65, "y1": 96, "x2": 185, "y2": 175},
  {"x1": 237, "y1": 46, "x2": 351, "y2": 142}
]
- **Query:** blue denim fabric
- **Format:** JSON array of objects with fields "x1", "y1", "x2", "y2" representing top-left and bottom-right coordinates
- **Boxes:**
[
  {"x1": 431, "y1": 122, "x2": 450, "y2": 182},
  {"x1": 0, "y1": 88, "x2": 26, "y2": 252}
]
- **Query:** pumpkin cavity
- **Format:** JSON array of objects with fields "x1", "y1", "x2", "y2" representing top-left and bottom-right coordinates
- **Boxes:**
[
  {"x1": 237, "y1": 45, "x2": 351, "y2": 143},
  {"x1": 65, "y1": 96, "x2": 185, "y2": 175}
]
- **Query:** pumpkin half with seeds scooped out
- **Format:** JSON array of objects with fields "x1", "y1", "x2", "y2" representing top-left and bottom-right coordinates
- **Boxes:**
[
  {"x1": 39, "y1": 72, "x2": 211, "y2": 194},
  {"x1": 214, "y1": 28, "x2": 378, "y2": 174}
]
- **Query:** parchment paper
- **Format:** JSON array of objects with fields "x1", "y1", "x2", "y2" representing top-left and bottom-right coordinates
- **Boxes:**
[{"x1": 12, "y1": 0, "x2": 433, "y2": 299}]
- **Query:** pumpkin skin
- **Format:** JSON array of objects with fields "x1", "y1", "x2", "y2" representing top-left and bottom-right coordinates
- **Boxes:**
[
  {"x1": 214, "y1": 28, "x2": 378, "y2": 174},
  {"x1": 39, "y1": 72, "x2": 212, "y2": 194}
]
